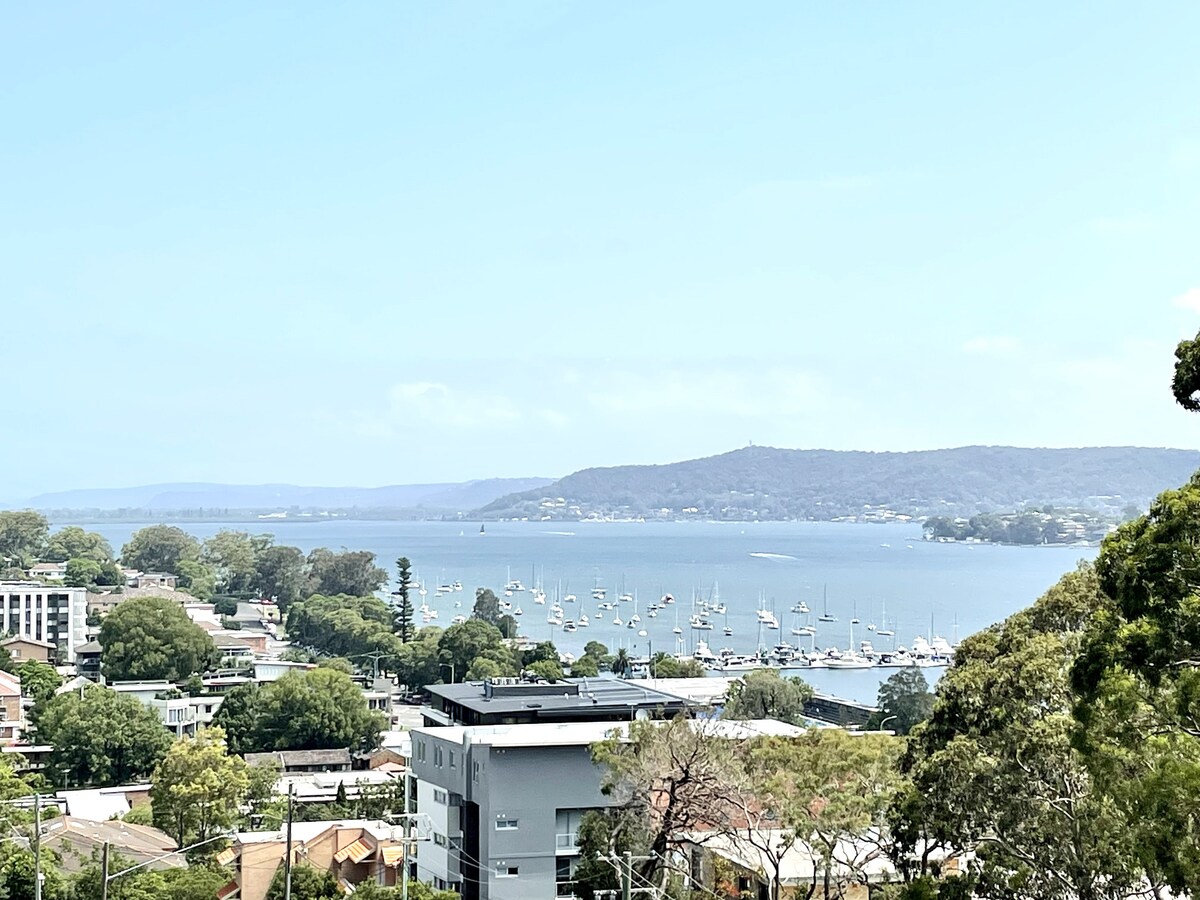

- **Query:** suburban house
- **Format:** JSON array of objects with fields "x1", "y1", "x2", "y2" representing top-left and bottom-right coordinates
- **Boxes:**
[
  {"x1": 127, "y1": 572, "x2": 178, "y2": 589},
  {"x1": 2, "y1": 635, "x2": 57, "y2": 664},
  {"x1": 0, "y1": 582, "x2": 88, "y2": 662},
  {"x1": 28, "y1": 562, "x2": 68, "y2": 581},
  {"x1": 421, "y1": 676, "x2": 692, "y2": 728},
  {"x1": 220, "y1": 819, "x2": 405, "y2": 900},
  {"x1": 109, "y1": 681, "x2": 198, "y2": 738},
  {"x1": 0, "y1": 670, "x2": 22, "y2": 744},
  {"x1": 245, "y1": 749, "x2": 353, "y2": 775},
  {"x1": 41, "y1": 817, "x2": 180, "y2": 874}
]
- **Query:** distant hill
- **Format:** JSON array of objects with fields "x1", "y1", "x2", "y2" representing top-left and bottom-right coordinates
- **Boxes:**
[
  {"x1": 24, "y1": 477, "x2": 554, "y2": 514},
  {"x1": 480, "y1": 446, "x2": 1200, "y2": 521}
]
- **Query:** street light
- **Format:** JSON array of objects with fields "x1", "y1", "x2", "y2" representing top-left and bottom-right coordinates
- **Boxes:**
[{"x1": 878, "y1": 715, "x2": 898, "y2": 733}]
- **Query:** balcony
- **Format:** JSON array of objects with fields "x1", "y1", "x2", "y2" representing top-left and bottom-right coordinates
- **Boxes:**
[
  {"x1": 555, "y1": 832, "x2": 580, "y2": 855},
  {"x1": 555, "y1": 880, "x2": 579, "y2": 899}
]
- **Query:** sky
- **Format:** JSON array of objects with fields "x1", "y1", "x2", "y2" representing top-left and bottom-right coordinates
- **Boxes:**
[{"x1": 4, "y1": 2, "x2": 1200, "y2": 497}]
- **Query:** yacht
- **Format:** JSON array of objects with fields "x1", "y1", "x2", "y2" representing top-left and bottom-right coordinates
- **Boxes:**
[
  {"x1": 578, "y1": 614, "x2": 589, "y2": 627},
  {"x1": 689, "y1": 614, "x2": 714, "y2": 631},
  {"x1": 563, "y1": 619, "x2": 577, "y2": 633},
  {"x1": 818, "y1": 586, "x2": 837, "y2": 622}
]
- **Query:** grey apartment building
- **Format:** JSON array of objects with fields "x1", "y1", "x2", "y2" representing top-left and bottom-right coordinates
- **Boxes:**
[
  {"x1": 0, "y1": 582, "x2": 87, "y2": 662},
  {"x1": 410, "y1": 719, "x2": 623, "y2": 900}
]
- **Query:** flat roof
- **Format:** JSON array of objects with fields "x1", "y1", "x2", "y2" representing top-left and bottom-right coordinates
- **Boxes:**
[
  {"x1": 412, "y1": 717, "x2": 807, "y2": 749},
  {"x1": 425, "y1": 676, "x2": 690, "y2": 718}
]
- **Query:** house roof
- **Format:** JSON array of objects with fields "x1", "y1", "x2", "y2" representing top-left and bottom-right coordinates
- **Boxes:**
[
  {"x1": 425, "y1": 676, "x2": 692, "y2": 720},
  {"x1": 412, "y1": 718, "x2": 807, "y2": 750},
  {"x1": 245, "y1": 748, "x2": 352, "y2": 769},
  {"x1": 0, "y1": 670, "x2": 19, "y2": 697},
  {"x1": 41, "y1": 817, "x2": 180, "y2": 874},
  {"x1": 1, "y1": 635, "x2": 57, "y2": 650}
]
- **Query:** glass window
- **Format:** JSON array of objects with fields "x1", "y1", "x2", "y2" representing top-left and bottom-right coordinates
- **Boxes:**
[
  {"x1": 496, "y1": 866, "x2": 518, "y2": 878},
  {"x1": 495, "y1": 818, "x2": 519, "y2": 830}
]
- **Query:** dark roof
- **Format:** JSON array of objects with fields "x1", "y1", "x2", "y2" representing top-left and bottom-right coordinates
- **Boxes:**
[
  {"x1": 244, "y1": 749, "x2": 351, "y2": 768},
  {"x1": 74, "y1": 641, "x2": 102, "y2": 655},
  {"x1": 425, "y1": 676, "x2": 692, "y2": 720},
  {"x1": 211, "y1": 633, "x2": 253, "y2": 649}
]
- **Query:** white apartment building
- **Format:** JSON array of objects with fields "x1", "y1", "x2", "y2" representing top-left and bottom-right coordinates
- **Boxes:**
[{"x1": 0, "y1": 582, "x2": 87, "y2": 662}]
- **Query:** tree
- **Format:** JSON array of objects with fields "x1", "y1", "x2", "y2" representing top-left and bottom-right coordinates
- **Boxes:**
[
  {"x1": 471, "y1": 587, "x2": 502, "y2": 626},
  {"x1": 18, "y1": 658, "x2": 60, "y2": 705},
  {"x1": 611, "y1": 648, "x2": 631, "y2": 678},
  {"x1": 1172, "y1": 328, "x2": 1200, "y2": 411},
  {"x1": 176, "y1": 558, "x2": 216, "y2": 600},
  {"x1": 753, "y1": 730, "x2": 902, "y2": 899},
  {"x1": 900, "y1": 563, "x2": 1141, "y2": 899},
  {"x1": 242, "y1": 668, "x2": 385, "y2": 753},
  {"x1": 253, "y1": 544, "x2": 307, "y2": 609},
  {"x1": 286, "y1": 593, "x2": 403, "y2": 662},
  {"x1": 99, "y1": 595, "x2": 216, "y2": 682},
  {"x1": 202, "y1": 530, "x2": 272, "y2": 594},
  {"x1": 724, "y1": 668, "x2": 813, "y2": 724},
  {"x1": 526, "y1": 659, "x2": 562, "y2": 681},
  {"x1": 393, "y1": 557, "x2": 416, "y2": 643},
  {"x1": 571, "y1": 655, "x2": 599, "y2": 676},
  {"x1": 306, "y1": 548, "x2": 387, "y2": 597},
  {"x1": 265, "y1": 864, "x2": 341, "y2": 900},
  {"x1": 36, "y1": 685, "x2": 173, "y2": 786},
  {"x1": 865, "y1": 668, "x2": 934, "y2": 735},
  {"x1": 120, "y1": 525, "x2": 201, "y2": 574},
  {"x1": 43, "y1": 526, "x2": 112, "y2": 563},
  {"x1": 151, "y1": 727, "x2": 249, "y2": 846},
  {"x1": 438, "y1": 619, "x2": 516, "y2": 681},
  {"x1": 0, "y1": 511, "x2": 49, "y2": 568},
  {"x1": 395, "y1": 627, "x2": 443, "y2": 691},
  {"x1": 211, "y1": 683, "x2": 261, "y2": 754},
  {"x1": 0, "y1": 842, "x2": 66, "y2": 900},
  {"x1": 63, "y1": 557, "x2": 103, "y2": 587},
  {"x1": 647, "y1": 653, "x2": 705, "y2": 678}
]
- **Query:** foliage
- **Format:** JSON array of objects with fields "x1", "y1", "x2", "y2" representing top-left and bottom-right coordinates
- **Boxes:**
[
  {"x1": 212, "y1": 596, "x2": 239, "y2": 616},
  {"x1": 611, "y1": 647, "x2": 631, "y2": 677},
  {"x1": 572, "y1": 808, "x2": 648, "y2": 900},
  {"x1": 63, "y1": 557, "x2": 103, "y2": 587},
  {"x1": 526, "y1": 659, "x2": 562, "y2": 681},
  {"x1": 42, "y1": 526, "x2": 113, "y2": 563},
  {"x1": 175, "y1": 558, "x2": 216, "y2": 599},
  {"x1": 647, "y1": 652, "x2": 705, "y2": 678},
  {"x1": 150, "y1": 727, "x2": 249, "y2": 845},
  {"x1": 571, "y1": 655, "x2": 599, "y2": 676},
  {"x1": 99, "y1": 595, "x2": 216, "y2": 681},
  {"x1": 394, "y1": 627, "x2": 443, "y2": 690},
  {"x1": 0, "y1": 511, "x2": 49, "y2": 567},
  {"x1": 73, "y1": 851, "x2": 231, "y2": 900},
  {"x1": 393, "y1": 556, "x2": 416, "y2": 643},
  {"x1": 471, "y1": 587, "x2": 502, "y2": 626},
  {"x1": 438, "y1": 618, "x2": 516, "y2": 682},
  {"x1": 253, "y1": 544, "x2": 307, "y2": 609},
  {"x1": 865, "y1": 668, "x2": 934, "y2": 734},
  {"x1": 37, "y1": 685, "x2": 172, "y2": 786},
  {"x1": 1071, "y1": 472, "x2": 1200, "y2": 895},
  {"x1": 900, "y1": 563, "x2": 1140, "y2": 899},
  {"x1": 0, "y1": 843, "x2": 67, "y2": 900},
  {"x1": 306, "y1": 548, "x2": 388, "y2": 598},
  {"x1": 119, "y1": 525, "x2": 201, "y2": 574},
  {"x1": 286, "y1": 593, "x2": 402, "y2": 663},
  {"x1": 264, "y1": 863, "x2": 341, "y2": 900},
  {"x1": 202, "y1": 530, "x2": 272, "y2": 594},
  {"x1": 724, "y1": 668, "x2": 813, "y2": 724},
  {"x1": 220, "y1": 669, "x2": 385, "y2": 753},
  {"x1": 1172, "y1": 328, "x2": 1200, "y2": 411},
  {"x1": 18, "y1": 658, "x2": 61, "y2": 705}
]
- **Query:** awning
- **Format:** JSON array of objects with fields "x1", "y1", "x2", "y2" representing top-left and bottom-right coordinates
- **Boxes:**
[
  {"x1": 333, "y1": 838, "x2": 373, "y2": 864},
  {"x1": 215, "y1": 847, "x2": 237, "y2": 867},
  {"x1": 216, "y1": 880, "x2": 240, "y2": 899},
  {"x1": 381, "y1": 846, "x2": 405, "y2": 867}
]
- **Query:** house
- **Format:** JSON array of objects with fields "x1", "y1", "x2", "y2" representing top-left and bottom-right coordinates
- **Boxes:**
[
  {"x1": 212, "y1": 633, "x2": 256, "y2": 665},
  {"x1": 221, "y1": 819, "x2": 405, "y2": 900},
  {"x1": 0, "y1": 583, "x2": 88, "y2": 661},
  {"x1": 421, "y1": 675, "x2": 692, "y2": 728},
  {"x1": 128, "y1": 572, "x2": 178, "y2": 590},
  {"x1": 109, "y1": 682, "x2": 198, "y2": 737},
  {"x1": 53, "y1": 784, "x2": 152, "y2": 820},
  {"x1": 71, "y1": 643, "x2": 102, "y2": 682},
  {"x1": 1, "y1": 635, "x2": 57, "y2": 664},
  {"x1": 244, "y1": 749, "x2": 353, "y2": 774},
  {"x1": 0, "y1": 670, "x2": 22, "y2": 744},
  {"x1": 410, "y1": 718, "x2": 806, "y2": 900},
  {"x1": 28, "y1": 562, "x2": 68, "y2": 581},
  {"x1": 253, "y1": 659, "x2": 315, "y2": 682},
  {"x1": 41, "y1": 817, "x2": 180, "y2": 874},
  {"x1": 274, "y1": 770, "x2": 402, "y2": 807}
]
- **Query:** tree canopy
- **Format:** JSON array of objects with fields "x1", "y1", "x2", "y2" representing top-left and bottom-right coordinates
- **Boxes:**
[
  {"x1": 865, "y1": 668, "x2": 934, "y2": 735},
  {"x1": 0, "y1": 511, "x2": 49, "y2": 567},
  {"x1": 150, "y1": 727, "x2": 249, "y2": 846},
  {"x1": 119, "y1": 525, "x2": 201, "y2": 574},
  {"x1": 98, "y1": 595, "x2": 216, "y2": 682},
  {"x1": 306, "y1": 548, "x2": 388, "y2": 597},
  {"x1": 724, "y1": 668, "x2": 813, "y2": 724}
]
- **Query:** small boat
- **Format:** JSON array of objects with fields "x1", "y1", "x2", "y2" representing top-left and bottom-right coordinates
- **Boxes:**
[
  {"x1": 451, "y1": 614, "x2": 466, "y2": 625},
  {"x1": 479, "y1": 524, "x2": 486, "y2": 535},
  {"x1": 579, "y1": 614, "x2": 589, "y2": 627},
  {"x1": 514, "y1": 606, "x2": 523, "y2": 616},
  {"x1": 453, "y1": 581, "x2": 463, "y2": 592},
  {"x1": 818, "y1": 586, "x2": 837, "y2": 622},
  {"x1": 563, "y1": 620, "x2": 577, "y2": 633}
]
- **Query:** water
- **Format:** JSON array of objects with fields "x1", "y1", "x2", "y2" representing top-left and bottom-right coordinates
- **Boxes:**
[{"x1": 76, "y1": 519, "x2": 1094, "y2": 704}]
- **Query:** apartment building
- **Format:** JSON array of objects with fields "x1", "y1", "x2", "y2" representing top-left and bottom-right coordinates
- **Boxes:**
[{"x1": 0, "y1": 583, "x2": 87, "y2": 662}]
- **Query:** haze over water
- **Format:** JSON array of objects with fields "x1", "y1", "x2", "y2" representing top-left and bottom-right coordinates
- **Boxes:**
[{"x1": 77, "y1": 519, "x2": 1093, "y2": 704}]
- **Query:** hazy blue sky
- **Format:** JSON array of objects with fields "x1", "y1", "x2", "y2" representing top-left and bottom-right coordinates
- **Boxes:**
[{"x1": 4, "y1": 2, "x2": 1200, "y2": 496}]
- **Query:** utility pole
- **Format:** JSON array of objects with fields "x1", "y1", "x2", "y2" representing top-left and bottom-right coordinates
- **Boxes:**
[
  {"x1": 622, "y1": 850, "x2": 632, "y2": 900},
  {"x1": 33, "y1": 793, "x2": 41, "y2": 900},
  {"x1": 283, "y1": 783, "x2": 295, "y2": 900},
  {"x1": 100, "y1": 841, "x2": 109, "y2": 900},
  {"x1": 400, "y1": 772, "x2": 410, "y2": 900}
]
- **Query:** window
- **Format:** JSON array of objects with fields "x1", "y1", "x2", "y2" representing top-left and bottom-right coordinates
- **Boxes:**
[
  {"x1": 434, "y1": 746, "x2": 443, "y2": 767},
  {"x1": 433, "y1": 789, "x2": 448, "y2": 805},
  {"x1": 496, "y1": 866, "x2": 518, "y2": 878},
  {"x1": 434, "y1": 833, "x2": 447, "y2": 847},
  {"x1": 473, "y1": 761, "x2": 480, "y2": 781},
  {"x1": 495, "y1": 818, "x2": 519, "y2": 830},
  {"x1": 417, "y1": 741, "x2": 426, "y2": 762},
  {"x1": 449, "y1": 750, "x2": 456, "y2": 769}
]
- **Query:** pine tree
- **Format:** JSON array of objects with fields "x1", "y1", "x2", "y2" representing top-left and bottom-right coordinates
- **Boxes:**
[{"x1": 393, "y1": 556, "x2": 415, "y2": 643}]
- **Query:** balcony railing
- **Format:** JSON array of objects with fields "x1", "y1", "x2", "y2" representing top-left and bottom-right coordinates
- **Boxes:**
[{"x1": 555, "y1": 832, "x2": 580, "y2": 853}]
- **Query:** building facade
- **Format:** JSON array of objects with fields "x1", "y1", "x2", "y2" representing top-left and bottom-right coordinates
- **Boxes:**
[{"x1": 0, "y1": 583, "x2": 87, "y2": 662}]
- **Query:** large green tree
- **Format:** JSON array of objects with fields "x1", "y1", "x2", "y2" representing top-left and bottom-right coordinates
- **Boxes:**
[
  {"x1": 899, "y1": 564, "x2": 1141, "y2": 899},
  {"x1": 438, "y1": 619, "x2": 516, "y2": 682},
  {"x1": 120, "y1": 524, "x2": 202, "y2": 574},
  {"x1": 305, "y1": 548, "x2": 387, "y2": 597},
  {"x1": 36, "y1": 685, "x2": 173, "y2": 786},
  {"x1": 724, "y1": 668, "x2": 813, "y2": 723},
  {"x1": 0, "y1": 511, "x2": 49, "y2": 567},
  {"x1": 43, "y1": 526, "x2": 112, "y2": 563},
  {"x1": 865, "y1": 668, "x2": 934, "y2": 735},
  {"x1": 392, "y1": 557, "x2": 415, "y2": 643},
  {"x1": 394, "y1": 626, "x2": 443, "y2": 691},
  {"x1": 150, "y1": 727, "x2": 249, "y2": 846},
  {"x1": 99, "y1": 595, "x2": 216, "y2": 682},
  {"x1": 286, "y1": 593, "x2": 403, "y2": 663},
  {"x1": 210, "y1": 682, "x2": 262, "y2": 755},
  {"x1": 253, "y1": 544, "x2": 307, "y2": 608},
  {"x1": 202, "y1": 530, "x2": 273, "y2": 594},
  {"x1": 231, "y1": 668, "x2": 385, "y2": 753}
]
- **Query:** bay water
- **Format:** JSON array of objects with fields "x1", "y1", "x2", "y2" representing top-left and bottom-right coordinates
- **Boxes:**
[{"x1": 77, "y1": 520, "x2": 1094, "y2": 704}]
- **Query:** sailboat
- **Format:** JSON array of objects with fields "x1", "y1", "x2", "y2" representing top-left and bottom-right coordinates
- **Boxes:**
[
  {"x1": 876, "y1": 599, "x2": 895, "y2": 637},
  {"x1": 479, "y1": 524, "x2": 486, "y2": 535},
  {"x1": 851, "y1": 599, "x2": 860, "y2": 625},
  {"x1": 818, "y1": 586, "x2": 838, "y2": 622}
]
